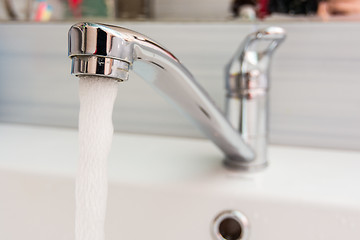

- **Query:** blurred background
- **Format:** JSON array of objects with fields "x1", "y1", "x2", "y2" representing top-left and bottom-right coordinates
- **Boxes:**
[
  {"x1": 1, "y1": 0, "x2": 360, "y2": 22},
  {"x1": 0, "y1": 0, "x2": 359, "y2": 151}
]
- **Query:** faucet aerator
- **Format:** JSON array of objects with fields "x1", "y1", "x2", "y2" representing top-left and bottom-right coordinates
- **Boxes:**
[{"x1": 71, "y1": 56, "x2": 130, "y2": 82}]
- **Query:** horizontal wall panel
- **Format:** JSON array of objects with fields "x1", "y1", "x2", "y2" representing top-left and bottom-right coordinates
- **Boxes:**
[{"x1": 0, "y1": 22, "x2": 359, "y2": 150}]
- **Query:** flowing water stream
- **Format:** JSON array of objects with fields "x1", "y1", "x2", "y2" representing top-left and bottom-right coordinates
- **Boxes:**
[{"x1": 76, "y1": 76, "x2": 119, "y2": 240}]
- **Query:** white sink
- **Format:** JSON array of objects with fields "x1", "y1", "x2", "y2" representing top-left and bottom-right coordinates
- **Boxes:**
[{"x1": 1, "y1": 124, "x2": 359, "y2": 240}]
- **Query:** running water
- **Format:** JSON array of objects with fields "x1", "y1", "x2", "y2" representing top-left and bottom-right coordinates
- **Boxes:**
[{"x1": 76, "y1": 76, "x2": 118, "y2": 240}]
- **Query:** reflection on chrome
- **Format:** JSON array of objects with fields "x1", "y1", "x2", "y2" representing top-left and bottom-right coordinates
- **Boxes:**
[{"x1": 68, "y1": 22, "x2": 285, "y2": 170}]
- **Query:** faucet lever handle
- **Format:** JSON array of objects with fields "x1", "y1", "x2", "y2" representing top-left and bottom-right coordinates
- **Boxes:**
[
  {"x1": 223, "y1": 27, "x2": 286, "y2": 170},
  {"x1": 243, "y1": 27, "x2": 286, "y2": 55},
  {"x1": 225, "y1": 27, "x2": 286, "y2": 96}
]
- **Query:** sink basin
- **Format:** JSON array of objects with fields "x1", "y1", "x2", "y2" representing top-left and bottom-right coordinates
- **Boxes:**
[{"x1": 1, "y1": 124, "x2": 359, "y2": 240}]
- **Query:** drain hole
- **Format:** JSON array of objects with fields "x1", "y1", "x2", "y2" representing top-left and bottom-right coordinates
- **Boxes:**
[
  {"x1": 219, "y1": 217, "x2": 242, "y2": 240},
  {"x1": 212, "y1": 210, "x2": 249, "y2": 240}
]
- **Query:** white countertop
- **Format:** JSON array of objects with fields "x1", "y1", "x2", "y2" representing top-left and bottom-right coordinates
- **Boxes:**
[{"x1": 1, "y1": 123, "x2": 360, "y2": 209}]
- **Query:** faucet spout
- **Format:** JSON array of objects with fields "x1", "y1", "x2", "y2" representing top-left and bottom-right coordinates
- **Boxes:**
[{"x1": 68, "y1": 22, "x2": 255, "y2": 167}]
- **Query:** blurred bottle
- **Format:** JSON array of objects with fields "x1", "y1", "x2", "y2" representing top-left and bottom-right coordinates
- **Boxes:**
[
  {"x1": 65, "y1": 0, "x2": 108, "y2": 18},
  {"x1": 2, "y1": 0, "x2": 64, "y2": 21},
  {"x1": 114, "y1": 0, "x2": 152, "y2": 19},
  {"x1": 231, "y1": 0, "x2": 257, "y2": 18},
  {"x1": 34, "y1": 0, "x2": 53, "y2": 21}
]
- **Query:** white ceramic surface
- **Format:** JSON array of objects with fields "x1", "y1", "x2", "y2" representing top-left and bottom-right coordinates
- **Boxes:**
[{"x1": 1, "y1": 123, "x2": 360, "y2": 240}]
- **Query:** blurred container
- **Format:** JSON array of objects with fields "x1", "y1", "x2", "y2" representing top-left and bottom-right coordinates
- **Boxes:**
[
  {"x1": 114, "y1": 0, "x2": 153, "y2": 19},
  {"x1": 1, "y1": 0, "x2": 64, "y2": 21}
]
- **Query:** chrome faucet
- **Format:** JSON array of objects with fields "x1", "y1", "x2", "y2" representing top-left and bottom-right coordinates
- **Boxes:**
[
  {"x1": 68, "y1": 22, "x2": 285, "y2": 170},
  {"x1": 225, "y1": 27, "x2": 286, "y2": 169}
]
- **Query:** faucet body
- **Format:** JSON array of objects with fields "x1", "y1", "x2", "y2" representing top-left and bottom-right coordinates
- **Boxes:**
[
  {"x1": 225, "y1": 27, "x2": 286, "y2": 169},
  {"x1": 68, "y1": 22, "x2": 285, "y2": 170}
]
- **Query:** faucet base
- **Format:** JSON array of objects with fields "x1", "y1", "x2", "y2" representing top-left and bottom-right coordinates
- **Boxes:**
[{"x1": 223, "y1": 159, "x2": 268, "y2": 171}]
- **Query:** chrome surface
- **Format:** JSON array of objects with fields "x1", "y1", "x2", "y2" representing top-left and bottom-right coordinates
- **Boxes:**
[
  {"x1": 224, "y1": 27, "x2": 286, "y2": 169},
  {"x1": 71, "y1": 56, "x2": 130, "y2": 80},
  {"x1": 68, "y1": 22, "x2": 255, "y2": 164},
  {"x1": 212, "y1": 210, "x2": 250, "y2": 240}
]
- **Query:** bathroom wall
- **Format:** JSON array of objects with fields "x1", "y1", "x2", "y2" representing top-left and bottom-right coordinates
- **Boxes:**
[{"x1": 0, "y1": 22, "x2": 359, "y2": 150}]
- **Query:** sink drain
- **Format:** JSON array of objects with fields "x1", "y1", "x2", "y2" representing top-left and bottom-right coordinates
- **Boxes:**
[{"x1": 212, "y1": 210, "x2": 249, "y2": 240}]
